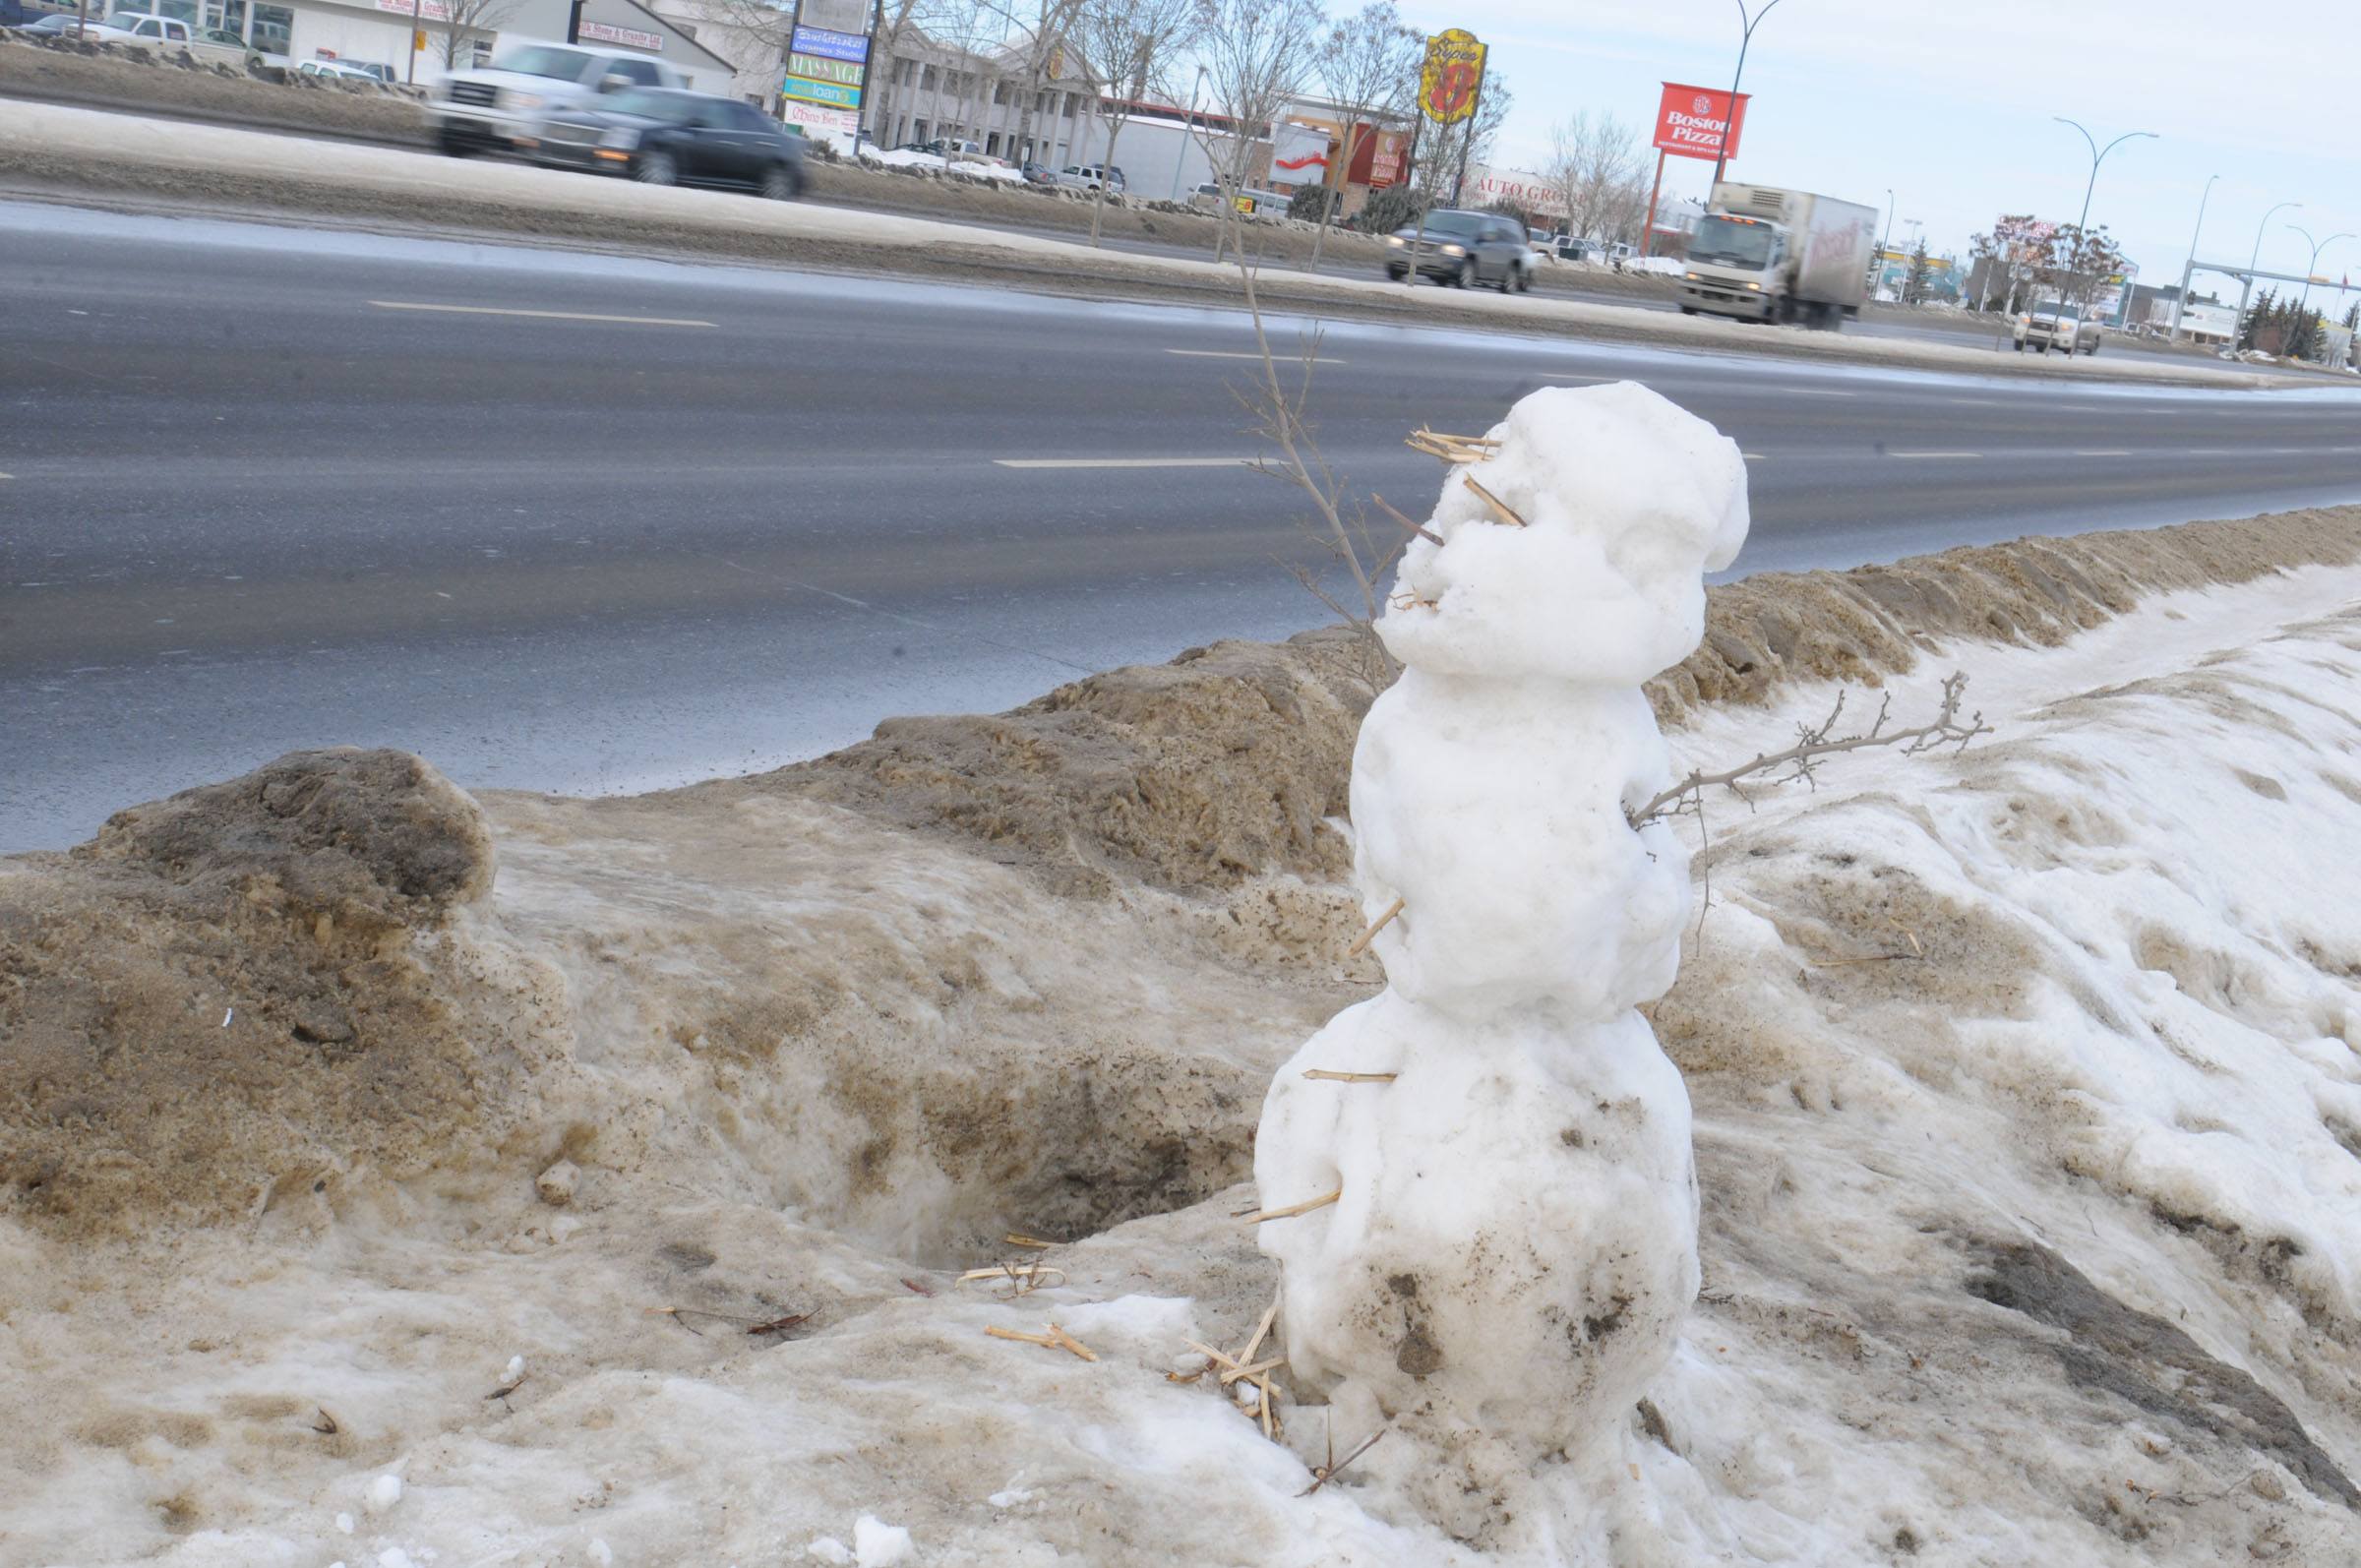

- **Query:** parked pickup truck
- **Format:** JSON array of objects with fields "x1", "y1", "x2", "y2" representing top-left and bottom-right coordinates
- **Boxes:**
[
  {"x1": 430, "y1": 39, "x2": 687, "y2": 156},
  {"x1": 2014, "y1": 303, "x2": 2099, "y2": 355}
]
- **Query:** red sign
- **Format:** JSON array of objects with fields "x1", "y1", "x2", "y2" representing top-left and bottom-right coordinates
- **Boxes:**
[{"x1": 1654, "y1": 82, "x2": 1748, "y2": 162}]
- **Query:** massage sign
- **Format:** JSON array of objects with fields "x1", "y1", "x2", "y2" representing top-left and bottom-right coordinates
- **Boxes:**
[
  {"x1": 783, "y1": 22, "x2": 870, "y2": 136},
  {"x1": 1419, "y1": 29, "x2": 1486, "y2": 126}
]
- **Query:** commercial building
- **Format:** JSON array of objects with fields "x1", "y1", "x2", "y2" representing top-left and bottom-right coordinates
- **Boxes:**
[{"x1": 160, "y1": 0, "x2": 733, "y2": 91}]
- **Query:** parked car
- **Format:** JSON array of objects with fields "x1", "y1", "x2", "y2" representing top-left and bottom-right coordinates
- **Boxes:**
[
  {"x1": 11, "y1": 11, "x2": 96, "y2": 32},
  {"x1": 1057, "y1": 162, "x2": 1125, "y2": 193},
  {"x1": 1552, "y1": 235, "x2": 1601, "y2": 263},
  {"x1": 2015, "y1": 303, "x2": 2097, "y2": 355},
  {"x1": 1018, "y1": 159, "x2": 1056, "y2": 185},
  {"x1": 1188, "y1": 181, "x2": 1291, "y2": 215},
  {"x1": 1383, "y1": 209, "x2": 1534, "y2": 291},
  {"x1": 897, "y1": 138, "x2": 984, "y2": 159},
  {"x1": 430, "y1": 40, "x2": 687, "y2": 157},
  {"x1": 296, "y1": 57, "x2": 392, "y2": 84},
  {"x1": 536, "y1": 87, "x2": 806, "y2": 198}
]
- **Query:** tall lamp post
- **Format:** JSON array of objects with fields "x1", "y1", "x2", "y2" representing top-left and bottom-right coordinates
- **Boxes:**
[
  {"x1": 2051, "y1": 117, "x2": 2154, "y2": 324},
  {"x1": 2233, "y1": 201, "x2": 2299, "y2": 351},
  {"x1": 2168, "y1": 173, "x2": 2217, "y2": 339},
  {"x1": 1877, "y1": 187, "x2": 1894, "y2": 298},
  {"x1": 2287, "y1": 225, "x2": 2353, "y2": 356},
  {"x1": 1710, "y1": 0, "x2": 1785, "y2": 186},
  {"x1": 1169, "y1": 64, "x2": 1206, "y2": 202}
]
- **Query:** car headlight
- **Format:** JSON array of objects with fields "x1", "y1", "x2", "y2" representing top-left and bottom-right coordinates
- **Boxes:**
[
  {"x1": 1385, "y1": 235, "x2": 1405, "y2": 247},
  {"x1": 598, "y1": 128, "x2": 639, "y2": 150},
  {"x1": 1745, "y1": 282, "x2": 1761, "y2": 291},
  {"x1": 1684, "y1": 271, "x2": 1700, "y2": 280},
  {"x1": 501, "y1": 90, "x2": 542, "y2": 109},
  {"x1": 1440, "y1": 244, "x2": 1466, "y2": 257}
]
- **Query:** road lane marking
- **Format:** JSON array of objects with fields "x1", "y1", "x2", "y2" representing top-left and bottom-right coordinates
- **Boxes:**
[
  {"x1": 1889, "y1": 451, "x2": 1984, "y2": 459},
  {"x1": 1166, "y1": 348, "x2": 1347, "y2": 364},
  {"x1": 1742, "y1": 452, "x2": 1767, "y2": 460},
  {"x1": 368, "y1": 301, "x2": 717, "y2": 328},
  {"x1": 1947, "y1": 397, "x2": 2004, "y2": 406},
  {"x1": 996, "y1": 456, "x2": 1258, "y2": 469},
  {"x1": 1786, "y1": 388, "x2": 1856, "y2": 397},
  {"x1": 2073, "y1": 450, "x2": 2133, "y2": 456}
]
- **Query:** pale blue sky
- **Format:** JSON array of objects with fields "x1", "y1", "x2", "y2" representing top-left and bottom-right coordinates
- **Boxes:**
[{"x1": 1413, "y1": 0, "x2": 2361, "y2": 300}]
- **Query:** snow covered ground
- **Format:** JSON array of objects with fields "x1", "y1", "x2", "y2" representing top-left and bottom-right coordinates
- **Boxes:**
[{"x1": 6, "y1": 505, "x2": 2361, "y2": 1565}]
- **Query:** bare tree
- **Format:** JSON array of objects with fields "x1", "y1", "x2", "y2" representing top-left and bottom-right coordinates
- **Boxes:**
[
  {"x1": 1304, "y1": 1, "x2": 1419, "y2": 272},
  {"x1": 1070, "y1": 0, "x2": 1199, "y2": 243},
  {"x1": 862, "y1": 0, "x2": 929, "y2": 150},
  {"x1": 1191, "y1": 0, "x2": 1325, "y2": 264},
  {"x1": 436, "y1": 0, "x2": 520, "y2": 68},
  {"x1": 980, "y1": 0, "x2": 1090, "y2": 163},
  {"x1": 1544, "y1": 109, "x2": 1640, "y2": 246}
]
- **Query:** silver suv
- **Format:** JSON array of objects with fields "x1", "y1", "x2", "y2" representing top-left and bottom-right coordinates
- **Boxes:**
[
  {"x1": 2015, "y1": 303, "x2": 2098, "y2": 356},
  {"x1": 1383, "y1": 209, "x2": 1535, "y2": 292},
  {"x1": 431, "y1": 40, "x2": 685, "y2": 156}
]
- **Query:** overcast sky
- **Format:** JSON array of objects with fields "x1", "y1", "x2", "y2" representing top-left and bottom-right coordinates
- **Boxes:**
[{"x1": 1414, "y1": 0, "x2": 2360, "y2": 299}]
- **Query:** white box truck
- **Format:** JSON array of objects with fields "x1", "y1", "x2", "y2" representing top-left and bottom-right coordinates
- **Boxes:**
[{"x1": 1676, "y1": 182, "x2": 1879, "y2": 331}]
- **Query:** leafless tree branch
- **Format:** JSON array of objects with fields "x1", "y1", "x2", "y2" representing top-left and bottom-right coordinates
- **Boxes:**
[{"x1": 1627, "y1": 672, "x2": 1990, "y2": 830}]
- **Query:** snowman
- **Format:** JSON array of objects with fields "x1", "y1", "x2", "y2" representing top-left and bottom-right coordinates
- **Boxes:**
[{"x1": 1252, "y1": 383, "x2": 1749, "y2": 1551}]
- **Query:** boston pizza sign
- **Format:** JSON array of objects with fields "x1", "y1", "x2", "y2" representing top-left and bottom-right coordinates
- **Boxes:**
[{"x1": 1653, "y1": 82, "x2": 1749, "y2": 161}]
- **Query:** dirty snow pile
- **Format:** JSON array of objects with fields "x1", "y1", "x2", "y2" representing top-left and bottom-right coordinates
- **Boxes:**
[
  {"x1": 4, "y1": 414, "x2": 2361, "y2": 1561},
  {"x1": 1255, "y1": 384, "x2": 1749, "y2": 1555}
]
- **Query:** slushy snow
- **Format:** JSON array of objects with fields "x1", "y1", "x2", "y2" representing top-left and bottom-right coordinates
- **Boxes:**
[{"x1": 1254, "y1": 383, "x2": 1750, "y2": 1551}]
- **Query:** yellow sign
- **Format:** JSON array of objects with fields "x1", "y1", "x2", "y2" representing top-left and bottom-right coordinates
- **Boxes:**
[{"x1": 1419, "y1": 29, "x2": 1485, "y2": 126}]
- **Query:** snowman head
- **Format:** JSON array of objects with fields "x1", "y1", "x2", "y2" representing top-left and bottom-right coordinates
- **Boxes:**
[{"x1": 1378, "y1": 383, "x2": 1749, "y2": 686}]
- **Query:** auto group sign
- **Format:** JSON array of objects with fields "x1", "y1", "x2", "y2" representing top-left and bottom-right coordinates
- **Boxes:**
[{"x1": 1653, "y1": 82, "x2": 1748, "y2": 162}]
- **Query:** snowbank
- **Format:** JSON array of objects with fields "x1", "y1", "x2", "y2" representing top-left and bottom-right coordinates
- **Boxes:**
[
  {"x1": 860, "y1": 148, "x2": 1029, "y2": 183},
  {"x1": 5, "y1": 504, "x2": 2361, "y2": 1563}
]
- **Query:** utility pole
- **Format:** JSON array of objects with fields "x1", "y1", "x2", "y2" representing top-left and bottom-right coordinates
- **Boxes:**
[
  {"x1": 1449, "y1": 56, "x2": 1487, "y2": 208},
  {"x1": 1711, "y1": 0, "x2": 1782, "y2": 187},
  {"x1": 2236, "y1": 201, "x2": 2301, "y2": 350},
  {"x1": 2168, "y1": 173, "x2": 2217, "y2": 339},
  {"x1": 2050, "y1": 117, "x2": 2154, "y2": 319}
]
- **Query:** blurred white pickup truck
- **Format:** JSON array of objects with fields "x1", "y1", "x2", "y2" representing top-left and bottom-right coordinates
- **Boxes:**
[{"x1": 429, "y1": 39, "x2": 686, "y2": 156}]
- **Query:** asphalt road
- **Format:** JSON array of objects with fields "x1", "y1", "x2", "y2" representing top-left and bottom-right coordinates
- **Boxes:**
[{"x1": 7, "y1": 198, "x2": 2361, "y2": 852}]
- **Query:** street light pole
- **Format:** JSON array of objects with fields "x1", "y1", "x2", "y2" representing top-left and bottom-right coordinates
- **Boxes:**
[
  {"x1": 1878, "y1": 186, "x2": 1893, "y2": 299},
  {"x1": 2287, "y1": 225, "x2": 2353, "y2": 356},
  {"x1": 1169, "y1": 64, "x2": 1204, "y2": 202},
  {"x1": 2168, "y1": 173, "x2": 2217, "y2": 340},
  {"x1": 1710, "y1": 0, "x2": 1784, "y2": 187},
  {"x1": 2050, "y1": 117, "x2": 2155, "y2": 325},
  {"x1": 2236, "y1": 201, "x2": 2301, "y2": 350}
]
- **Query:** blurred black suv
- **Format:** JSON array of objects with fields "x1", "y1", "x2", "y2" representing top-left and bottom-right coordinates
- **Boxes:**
[{"x1": 537, "y1": 88, "x2": 807, "y2": 198}]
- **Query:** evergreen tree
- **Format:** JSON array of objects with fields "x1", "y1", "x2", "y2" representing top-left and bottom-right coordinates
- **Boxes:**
[
  {"x1": 2344, "y1": 300, "x2": 2358, "y2": 332},
  {"x1": 2240, "y1": 287, "x2": 2275, "y2": 351},
  {"x1": 1903, "y1": 237, "x2": 1932, "y2": 305}
]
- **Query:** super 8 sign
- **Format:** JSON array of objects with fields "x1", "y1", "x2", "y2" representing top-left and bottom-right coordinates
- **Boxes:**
[
  {"x1": 1654, "y1": 82, "x2": 1749, "y2": 161},
  {"x1": 1420, "y1": 29, "x2": 1485, "y2": 126}
]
